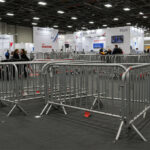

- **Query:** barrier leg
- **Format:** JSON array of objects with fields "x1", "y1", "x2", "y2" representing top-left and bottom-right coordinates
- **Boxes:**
[
  {"x1": 114, "y1": 120, "x2": 124, "y2": 142},
  {"x1": 90, "y1": 97, "x2": 103, "y2": 110},
  {"x1": 61, "y1": 102, "x2": 67, "y2": 115},
  {"x1": 46, "y1": 104, "x2": 53, "y2": 115},
  {"x1": 7, "y1": 104, "x2": 17, "y2": 117},
  {"x1": 16, "y1": 105, "x2": 28, "y2": 116},
  {"x1": 40, "y1": 102, "x2": 50, "y2": 116},
  {"x1": 131, "y1": 124, "x2": 147, "y2": 142},
  {"x1": 7, "y1": 103, "x2": 27, "y2": 117}
]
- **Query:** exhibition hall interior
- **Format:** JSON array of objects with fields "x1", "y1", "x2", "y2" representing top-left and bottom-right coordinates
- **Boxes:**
[{"x1": 1, "y1": 0, "x2": 150, "y2": 150}]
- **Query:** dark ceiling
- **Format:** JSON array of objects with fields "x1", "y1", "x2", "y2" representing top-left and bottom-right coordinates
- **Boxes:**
[{"x1": 0, "y1": 0, "x2": 150, "y2": 32}]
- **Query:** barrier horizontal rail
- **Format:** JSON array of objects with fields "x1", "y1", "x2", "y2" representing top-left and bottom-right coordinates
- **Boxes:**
[
  {"x1": 28, "y1": 52, "x2": 72, "y2": 60},
  {"x1": 40, "y1": 62, "x2": 150, "y2": 142},
  {"x1": 73, "y1": 54, "x2": 150, "y2": 63}
]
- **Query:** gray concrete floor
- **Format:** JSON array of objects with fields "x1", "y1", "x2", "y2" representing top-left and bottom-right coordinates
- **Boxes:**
[{"x1": 0, "y1": 99, "x2": 150, "y2": 150}]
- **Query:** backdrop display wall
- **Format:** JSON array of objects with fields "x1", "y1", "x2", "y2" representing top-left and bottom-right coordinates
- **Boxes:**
[
  {"x1": 0, "y1": 34, "x2": 14, "y2": 59},
  {"x1": 33, "y1": 27, "x2": 58, "y2": 52},
  {"x1": 106, "y1": 26, "x2": 131, "y2": 54},
  {"x1": 74, "y1": 29, "x2": 106, "y2": 52},
  {"x1": 130, "y1": 27, "x2": 144, "y2": 52}
]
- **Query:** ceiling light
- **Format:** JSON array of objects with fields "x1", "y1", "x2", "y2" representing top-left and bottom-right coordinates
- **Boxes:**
[
  {"x1": 53, "y1": 25, "x2": 58, "y2": 28},
  {"x1": 123, "y1": 8, "x2": 130, "y2": 11},
  {"x1": 103, "y1": 24, "x2": 107, "y2": 27},
  {"x1": 38, "y1": 1, "x2": 47, "y2": 6},
  {"x1": 89, "y1": 21, "x2": 94, "y2": 24},
  {"x1": 113, "y1": 18, "x2": 119, "y2": 21},
  {"x1": 6, "y1": 13, "x2": 14, "y2": 16},
  {"x1": 32, "y1": 23, "x2": 37, "y2": 26},
  {"x1": 33, "y1": 17, "x2": 40, "y2": 20},
  {"x1": 139, "y1": 12, "x2": 144, "y2": 15},
  {"x1": 82, "y1": 27, "x2": 86, "y2": 30},
  {"x1": 57, "y1": 10, "x2": 65, "y2": 14},
  {"x1": 67, "y1": 25, "x2": 72, "y2": 28},
  {"x1": 71, "y1": 17, "x2": 77, "y2": 20},
  {"x1": 104, "y1": 4, "x2": 112, "y2": 8},
  {"x1": 0, "y1": 0, "x2": 5, "y2": 2},
  {"x1": 143, "y1": 16, "x2": 148, "y2": 19},
  {"x1": 126, "y1": 22, "x2": 131, "y2": 25}
]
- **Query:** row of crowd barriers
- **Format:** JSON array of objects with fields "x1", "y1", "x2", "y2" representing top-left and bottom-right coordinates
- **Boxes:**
[
  {"x1": 73, "y1": 54, "x2": 150, "y2": 63},
  {"x1": 0, "y1": 60, "x2": 150, "y2": 142},
  {"x1": 28, "y1": 52, "x2": 73, "y2": 60}
]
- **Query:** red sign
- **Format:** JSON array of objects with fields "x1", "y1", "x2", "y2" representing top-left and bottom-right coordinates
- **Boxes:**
[{"x1": 42, "y1": 44, "x2": 52, "y2": 48}]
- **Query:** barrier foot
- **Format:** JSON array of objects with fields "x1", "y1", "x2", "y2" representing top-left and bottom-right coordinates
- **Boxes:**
[
  {"x1": 40, "y1": 102, "x2": 50, "y2": 116},
  {"x1": 16, "y1": 105, "x2": 28, "y2": 116},
  {"x1": 131, "y1": 124, "x2": 147, "y2": 142},
  {"x1": 7, "y1": 104, "x2": 27, "y2": 117},
  {"x1": 114, "y1": 120, "x2": 124, "y2": 142}
]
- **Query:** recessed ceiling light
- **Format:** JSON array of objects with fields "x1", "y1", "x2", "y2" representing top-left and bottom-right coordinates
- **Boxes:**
[
  {"x1": 32, "y1": 23, "x2": 37, "y2": 26},
  {"x1": 103, "y1": 24, "x2": 107, "y2": 27},
  {"x1": 126, "y1": 22, "x2": 131, "y2": 25},
  {"x1": 113, "y1": 18, "x2": 119, "y2": 21},
  {"x1": 71, "y1": 17, "x2": 78, "y2": 20},
  {"x1": 57, "y1": 10, "x2": 65, "y2": 14},
  {"x1": 139, "y1": 12, "x2": 144, "y2": 15},
  {"x1": 38, "y1": 1, "x2": 47, "y2": 6},
  {"x1": 82, "y1": 27, "x2": 86, "y2": 29},
  {"x1": 6, "y1": 13, "x2": 14, "y2": 16},
  {"x1": 0, "y1": 0, "x2": 5, "y2": 3},
  {"x1": 67, "y1": 25, "x2": 72, "y2": 28},
  {"x1": 53, "y1": 25, "x2": 58, "y2": 28},
  {"x1": 123, "y1": 8, "x2": 130, "y2": 11},
  {"x1": 89, "y1": 21, "x2": 94, "y2": 24},
  {"x1": 104, "y1": 4, "x2": 112, "y2": 8},
  {"x1": 143, "y1": 16, "x2": 148, "y2": 19},
  {"x1": 33, "y1": 17, "x2": 40, "y2": 20}
]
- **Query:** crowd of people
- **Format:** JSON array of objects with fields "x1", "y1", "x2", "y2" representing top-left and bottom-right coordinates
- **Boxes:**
[
  {"x1": 4, "y1": 49, "x2": 30, "y2": 62},
  {"x1": 99, "y1": 45, "x2": 123, "y2": 55}
]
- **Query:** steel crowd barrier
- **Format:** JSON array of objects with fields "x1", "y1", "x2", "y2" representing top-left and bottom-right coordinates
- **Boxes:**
[
  {"x1": 0, "y1": 60, "x2": 85, "y2": 116},
  {"x1": 40, "y1": 62, "x2": 150, "y2": 142},
  {"x1": 0, "y1": 61, "x2": 49, "y2": 116}
]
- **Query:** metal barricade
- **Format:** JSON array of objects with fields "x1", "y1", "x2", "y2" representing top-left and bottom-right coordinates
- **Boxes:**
[
  {"x1": 0, "y1": 60, "x2": 81, "y2": 116},
  {"x1": 0, "y1": 62, "x2": 25, "y2": 116},
  {"x1": 40, "y1": 63, "x2": 150, "y2": 142},
  {"x1": 40, "y1": 63, "x2": 128, "y2": 141},
  {"x1": 120, "y1": 64, "x2": 150, "y2": 142},
  {"x1": 0, "y1": 61, "x2": 48, "y2": 116}
]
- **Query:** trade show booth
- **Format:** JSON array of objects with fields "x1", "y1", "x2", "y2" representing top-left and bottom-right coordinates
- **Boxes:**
[
  {"x1": 74, "y1": 26, "x2": 144, "y2": 54},
  {"x1": 0, "y1": 34, "x2": 14, "y2": 59}
]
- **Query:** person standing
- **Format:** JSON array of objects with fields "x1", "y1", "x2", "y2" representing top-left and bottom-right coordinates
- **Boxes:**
[
  {"x1": 5, "y1": 50, "x2": 10, "y2": 60},
  {"x1": 112, "y1": 45, "x2": 123, "y2": 54}
]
